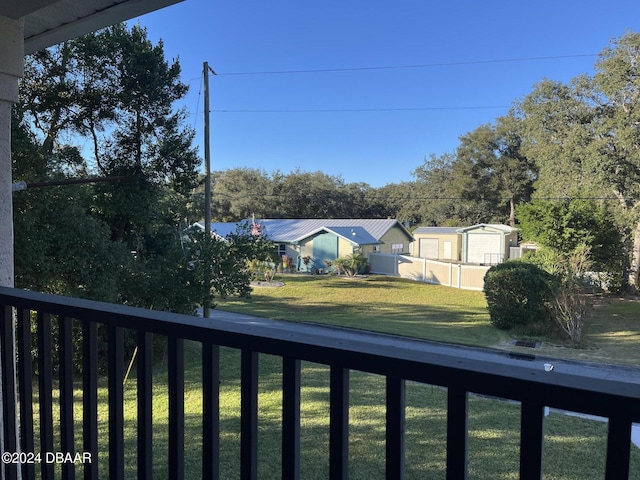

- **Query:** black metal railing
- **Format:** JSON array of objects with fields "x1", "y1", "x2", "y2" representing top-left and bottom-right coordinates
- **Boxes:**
[{"x1": 1, "y1": 286, "x2": 639, "y2": 480}]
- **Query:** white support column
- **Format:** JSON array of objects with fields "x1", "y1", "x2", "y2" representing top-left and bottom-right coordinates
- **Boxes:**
[
  {"x1": 0, "y1": 16, "x2": 24, "y2": 478},
  {"x1": 0, "y1": 16, "x2": 24, "y2": 288}
]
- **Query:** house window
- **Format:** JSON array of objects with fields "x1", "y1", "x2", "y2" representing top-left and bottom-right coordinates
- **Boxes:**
[
  {"x1": 391, "y1": 243, "x2": 404, "y2": 254},
  {"x1": 373, "y1": 245, "x2": 380, "y2": 253},
  {"x1": 276, "y1": 244, "x2": 286, "y2": 257}
]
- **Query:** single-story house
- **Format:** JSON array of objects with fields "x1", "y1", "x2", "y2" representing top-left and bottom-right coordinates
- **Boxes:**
[
  {"x1": 195, "y1": 218, "x2": 413, "y2": 272},
  {"x1": 411, "y1": 224, "x2": 519, "y2": 265}
]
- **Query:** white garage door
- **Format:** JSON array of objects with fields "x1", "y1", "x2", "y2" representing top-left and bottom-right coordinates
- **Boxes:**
[
  {"x1": 419, "y1": 238, "x2": 439, "y2": 259},
  {"x1": 467, "y1": 233, "x2": 501, "y2": 264}
]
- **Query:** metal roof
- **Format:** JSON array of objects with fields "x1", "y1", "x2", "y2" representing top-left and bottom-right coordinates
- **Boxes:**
[
  {"x1": 456, "y1": 223, "x2": 518, "y2": 234},
  {"x1": 413, "y1": 226, "x2": 461, "y2": 235},
  {"x1": 297, "y1": 226, "x2": 380, "y2": 246},
  {"x1": 0, "y1": 0, "x2": 183, "y2": 55},
  {"x1": 258, "y1": 219, "x2": 411, "y2": 244},
  {"x1": 195, "y1": 219, "x2": 412, "y2": 246}
]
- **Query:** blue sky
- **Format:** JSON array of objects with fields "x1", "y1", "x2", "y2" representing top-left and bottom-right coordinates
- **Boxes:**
[{"x1": 133, "y1": 0, "x2": 640, "y2": 187}]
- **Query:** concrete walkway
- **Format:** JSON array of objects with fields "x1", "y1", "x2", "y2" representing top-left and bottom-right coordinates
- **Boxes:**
[{"x1": 203, "y1": 308, "x2": 640, "y2": 446}]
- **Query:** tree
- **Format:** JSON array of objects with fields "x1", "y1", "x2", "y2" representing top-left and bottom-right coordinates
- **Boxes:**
[
  {"x1": 493, "y1": 114, "x2": 537, "y2": 226},
  {"x1": 15, "y1": 24, "x2": 204, "y2": 314},
  {"x1": 373, "y1": 180, "x2": 423, "y2": 224},
  {"x1": 12, "y1": 108, "x2": 130, "y2": 301},
  {"x1": 193, "y1": 167, "x2": 390, "y2": 222},
  {"x1": 517, "y1": 79, "x2": 597, "y2": 199},
  {"x1": 411, "y1": 154, "x2": 459, "y2": 225},
  {"x1": 451, "y1": 116, "x2": 535, "y2": 226},
  {"x1": 86, "y1": 24, "x2": 199, "y2": 246},
  {"x1": 186, "y1": 222, "x2": 276, "y2": 306},
  {"x1": 410, "y1": 115, "x2": 534, "y2": 228},
  {"x1": 209, "y1": 168, "x2": 276, "y2": 221},
  {"x1": 452, "y1": 124, "x2": 505, "y2": 223},
  {"x1": 14, "y1": 187, "x2": 131, "y2": 300},
  {"x1": 518, "y1": 32, "x2": 640, "y2": 289},
  {"x1": 548, "y1": 245, "x2": 592, "y2": 347},
  {"x1": 275, "y1": 169, "x2": 352, "y2": 218},
  {"x1": 516, "y1": 199, "x2": 625, "y2": 290}
]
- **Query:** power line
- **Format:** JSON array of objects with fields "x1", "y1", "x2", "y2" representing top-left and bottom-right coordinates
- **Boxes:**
[
  {"x1": 211, "y1": 54, "x2": 597, "y2": 76},
  {"x1": 192, "y1": 74, "x2": 203, "y2": 130},
  {"x1": 211, "y1": 105, "x2": 509, "y2": 113},
  {"x1": 180, "y1": 53, "x2": 596, "y2": 114},
  {"x1": 201, "y1": 191, "x2": 626, "y2": 202}
]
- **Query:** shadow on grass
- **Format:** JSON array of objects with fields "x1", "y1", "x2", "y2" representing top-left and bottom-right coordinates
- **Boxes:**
[
  {"x1": 315, "y1": 277, "x2": 398, "y2": 289},
  {"x1": 219, "y1": 294, "x2": 500, "y2": 347}
]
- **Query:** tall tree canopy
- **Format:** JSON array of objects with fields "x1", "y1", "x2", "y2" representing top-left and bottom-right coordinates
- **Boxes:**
[
  {"x1": 199, "y1": 168, "x2": 392, "y2": 222},
  {"x1": 13, "y1": 24, "x2": 204, "y2": 312},
  {"x1": 410, "y1": 114, "x2": 534, "y2": 227},
  {"x1": 518, "y1": 31, "x2": 640, "y2": 288}
]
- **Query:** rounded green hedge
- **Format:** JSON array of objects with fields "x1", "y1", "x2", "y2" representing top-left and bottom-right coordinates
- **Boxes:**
[{"x1": 483, "y1": 261, "x2": 556, "y2": 330}]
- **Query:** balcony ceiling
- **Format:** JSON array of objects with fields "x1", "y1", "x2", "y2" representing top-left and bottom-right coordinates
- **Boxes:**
[{"x1": 0, "y1": 0, "x2": 184, "y2": 54}]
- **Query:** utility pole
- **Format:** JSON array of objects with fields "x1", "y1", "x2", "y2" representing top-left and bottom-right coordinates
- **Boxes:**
[
  {"x1": 204, "y1": 61, "x2": 213, "y2": 242},
  {"x1": 203, "y1": 61, "x2": 216, "y2": 319}
]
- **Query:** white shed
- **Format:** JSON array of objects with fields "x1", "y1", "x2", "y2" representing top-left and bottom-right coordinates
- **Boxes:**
[{"x1": 457, "y1": 224, "x2": 518, "y2": 265}]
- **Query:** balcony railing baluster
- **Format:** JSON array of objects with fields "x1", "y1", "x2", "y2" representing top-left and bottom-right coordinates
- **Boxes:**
[
  {"x1": 446, "y1": 386, "x2": 468, "y2": 480},
  {"x1": 107, "y1": 325, "x2": 124, "y2": 479},
  {"x1": 605, "y1": 414, "x2": 633, "y2": 480},
  {"x1": 519, "y1": 399, "x2": 545, "y2": 480},
  {"x1": 240, "y1": 349, "x2": 259, "y2": 480},
  {"x1": 385, "y1": 376, "x2": 405, "y2": 480},
  {"x1": 329, "y1": 365, "x2": 349, "y2": 480},
  {"x1": 37, "y1": 312, "x2": 54, "y2": 480},
  {"x1": 202, "y1": 343, "x2": 220, "y2": 480},
  {"x1": 82, "y1": 319, "x2": 98, "y2": 480},
  {"x1": 282, "y1": 356, "x2": 301, "y2": 480},
  {"x1": 136, "y1": 330, "x2": 153, "y2": 480},
  {"x1": 1, "y1": 305, "x2": 17, "y2": 480},
  {"x1": 59, "y1": 316, "x2": 76, "y2": 480},
  {"x1": 16, "y1": 308, "x2": 34, "y2": 480},
  {"x1": 168, "y1": 336, "x2": 185, "y2": 480}
]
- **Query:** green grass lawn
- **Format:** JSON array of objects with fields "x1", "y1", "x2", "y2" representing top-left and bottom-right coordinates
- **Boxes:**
[
  {"x1": 217, "y1": 274, "x2": 508, "y2": 348},
  {"x1": 217, "y1": 274, "x2": 640, "y2": 366}
]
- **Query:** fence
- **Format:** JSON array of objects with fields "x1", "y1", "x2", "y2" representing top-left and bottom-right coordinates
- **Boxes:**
[{"x1": 369, "y1": 254, "x2": 490, "y2": 291}]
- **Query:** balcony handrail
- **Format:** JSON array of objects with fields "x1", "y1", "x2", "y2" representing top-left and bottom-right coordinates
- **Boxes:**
[
  {"x1": 1, "y1": 286, "x2": 639, "y2": 480},
  {"x1": 1, "y1": 286, "x2": 638, "y2": 417}
]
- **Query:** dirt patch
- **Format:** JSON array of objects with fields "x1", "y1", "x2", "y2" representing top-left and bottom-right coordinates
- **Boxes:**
[{"x1": 251, "y1": 280, "x2": 285, "y2": 288}]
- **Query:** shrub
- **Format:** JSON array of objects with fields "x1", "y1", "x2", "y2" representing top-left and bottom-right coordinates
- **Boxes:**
[
  {"x1": 248, "y1": 259, "x2": 277, "y2": 282},
  {"x1": 550, "y1": 282, "x2": 587, "y2": 347},
  {"x1": 483, "y1": 261, "x2": 556, "y2": 330},
  {"x1": 333, "y1": 253, "x2": 368, "y2": 276},
  {"x1": 520, "y1": 244, "x2": 595, "y2": 346}
]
